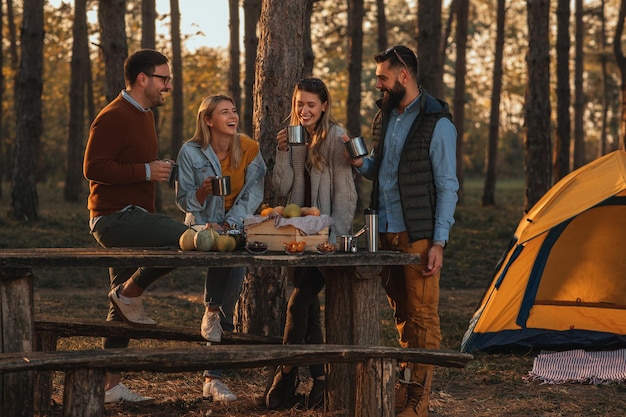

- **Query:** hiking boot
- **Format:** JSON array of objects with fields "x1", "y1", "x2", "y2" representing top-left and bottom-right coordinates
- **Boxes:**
[
  {"x1": 203, "y1": 378, "x2": 237, "y2": 402},
  {"x1": 397, "y1": 382, "x2": 429, "y2": 417},
  {"x1": 201, "y1": 308, "x2": 223, "y2": 342},
  {"x1": 306, "y1": 378, "x2": 326, "y2": 409},
  {"x1": 104, "y1": 382, "x2": 154, "y2": 404},
  {"x1": 395, "y1": 365, "x2": 411, "y2": 413},
  {"x1": 266, "y1": 366, "x2": 299, "y2": 410},
  {"x1": 108, "y1": 287, "x2": 156, "y2": 326}
]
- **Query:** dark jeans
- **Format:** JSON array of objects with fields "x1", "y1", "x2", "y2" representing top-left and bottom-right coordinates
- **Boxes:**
[
  {"x1": 283, "y1": 266, "x2": 326, "y2": 378},
  {"x1": 91, "y1": 207, "x2": 188, "y2": 349}
]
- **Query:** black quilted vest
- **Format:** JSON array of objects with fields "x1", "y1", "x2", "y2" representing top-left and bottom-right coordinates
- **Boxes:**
[{"x1": 369, "y1": 91, "x2": 453, "y2": 243}]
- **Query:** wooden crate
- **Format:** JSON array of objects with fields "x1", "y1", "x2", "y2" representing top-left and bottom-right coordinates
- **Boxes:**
[{"x1": 245, "y1": 219, "x2": 328, "y2": 252}]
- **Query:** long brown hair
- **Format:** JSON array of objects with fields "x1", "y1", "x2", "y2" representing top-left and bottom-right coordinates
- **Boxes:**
[
  {"x1": 188, "y1": 95, "x2": 243, "y2": 168},
  {"x1": 288, "y1": 78, "x2": 338, "y2": 171}
]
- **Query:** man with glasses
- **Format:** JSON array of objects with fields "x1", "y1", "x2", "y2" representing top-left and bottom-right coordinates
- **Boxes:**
[
  {"x1": 83, "y1": 49, "x2": 188, "y2": 404},
  {"x1": 348, "y1": 45, "x2": 458, "y2": 417}
]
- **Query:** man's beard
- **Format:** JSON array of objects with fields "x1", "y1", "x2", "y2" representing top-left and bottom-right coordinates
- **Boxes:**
[{"x1": 381, "y1": 80, "x2": 406, "y2": 111}]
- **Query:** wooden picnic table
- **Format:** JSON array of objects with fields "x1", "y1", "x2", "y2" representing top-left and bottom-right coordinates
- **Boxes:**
[{"x1": 0, "y1": 247, "x2": 422, "y2": 416}]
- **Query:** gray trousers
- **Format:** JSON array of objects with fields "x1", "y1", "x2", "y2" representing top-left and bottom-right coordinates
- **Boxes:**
[{"x1": 91, "y1": 206, "x2": 188, "y2": 349}]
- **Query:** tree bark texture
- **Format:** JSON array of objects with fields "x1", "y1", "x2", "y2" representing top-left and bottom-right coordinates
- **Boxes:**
[
  {"x1": 615, "y1": 0, "x2": 626, "y2": 150},
  {"x1": 64, "y1": 0, "x2": 88, "y2": 203},
  {"x1": 524, "y1": 0, "x2": 552, "y2": 212},
  {"x1": 169, "y1": 0, "x2": 184, "y2": 161},
  {"x1": 573, "y1": 0, "x2": 585, "y2": 168},
  {"x1": 0, "y1": 268, "x2": 34, "y2": 417},
  {"x1": 11, "y1": 0, "x2": 43, "y2": 221},
  {"x1": 243, "y1": 0, "x2": 261, "y2": 135},
  {"x1": 376, "y1": 0, "x2": 388, "y2": 52},
  {"x1": 98, "y1": 0, "x2": 127, "y2": 104},
  {"x1": 453, "y1": 0, "x2": 468, "y2": 205},
  {"x1": 346, "y1": 0, "x2": 364, "y2": 138},
  {"x1": 554, "y1": 0, "x2": 571, "y2": 182},
  {"x1": 482, "y1": 0, "x2": 506, "y2": 207},
  {"x1": 417, "y1": 0, "x2": 443, "y2": 97},
  {"x1": 228, "y1": 0, "x2": 242, "y2": 111}
]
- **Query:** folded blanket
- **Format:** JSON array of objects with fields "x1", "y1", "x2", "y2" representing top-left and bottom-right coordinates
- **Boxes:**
[
  {"x1": 525, "y1": 349, "x2": 626, "y2": 385},
  {"x1": 244, "y1": 214, "x2": 334, "y2": 236}
]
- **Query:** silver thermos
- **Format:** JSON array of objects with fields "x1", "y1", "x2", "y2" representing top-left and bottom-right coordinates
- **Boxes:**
[{"x1": 364, "y1": 208, "x2": 378, "y2": 252}]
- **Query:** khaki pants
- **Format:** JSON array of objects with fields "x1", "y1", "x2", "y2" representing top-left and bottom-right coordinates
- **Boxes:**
[{"x1": 380, "y1": 232, "x2": 441, "y2": 416}]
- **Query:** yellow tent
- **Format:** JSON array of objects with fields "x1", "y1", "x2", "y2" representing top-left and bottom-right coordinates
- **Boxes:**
[{"x1": 461, "y1": 150, "x2": 626, "y2": 353}]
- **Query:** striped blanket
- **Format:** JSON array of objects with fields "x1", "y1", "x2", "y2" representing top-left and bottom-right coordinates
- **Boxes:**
[{"x1": 525, "y1": 349, "x2": 626, "y2": 384}]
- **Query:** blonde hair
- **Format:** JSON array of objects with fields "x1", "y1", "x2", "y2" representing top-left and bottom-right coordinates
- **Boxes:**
[
  {"x1": 188, "y1": 94, "x2": 243, "y2": 168},
  {"x1": 288, "y1": 78, "x2": 338, "y2": 171}
]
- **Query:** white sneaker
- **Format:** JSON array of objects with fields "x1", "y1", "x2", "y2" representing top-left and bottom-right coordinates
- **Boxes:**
[
  {"x1": 108, "y1": 287, "x2": 156, "y2": 326},
  {"x1": 104, "y1": 382, "x2": 154, "y2": 404},
  {"x1": 203, "y1": 378, "x2": 237, "y2": 402},
  {"x1": 201, "y1": 308, "x2": 223, "y2": 342}
]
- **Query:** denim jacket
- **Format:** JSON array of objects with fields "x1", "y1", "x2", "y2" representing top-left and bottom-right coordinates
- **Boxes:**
[{"x1": 175, "y1": 135, "x2": 266, "y2": 229}]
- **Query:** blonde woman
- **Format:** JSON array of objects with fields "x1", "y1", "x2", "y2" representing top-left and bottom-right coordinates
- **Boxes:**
[{"x1": 176, "y1": 94, "x2": 266, "y2": 402}]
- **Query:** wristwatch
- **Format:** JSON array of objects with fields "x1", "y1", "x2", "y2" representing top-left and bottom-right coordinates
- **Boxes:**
[{"x1": 433, "y1": 240, "x2": 446, "y2": 248}]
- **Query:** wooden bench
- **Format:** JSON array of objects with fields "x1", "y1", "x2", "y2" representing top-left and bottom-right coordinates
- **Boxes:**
[
  {"x1": 31, "y1": 317, "x2": 283, "y2": 416},
  {"x1": 1, "y1": 247, "x2": 458, "y2": 417},
  {"x1": 0, "y1": 344, "x2": 472, "y2": 417}
]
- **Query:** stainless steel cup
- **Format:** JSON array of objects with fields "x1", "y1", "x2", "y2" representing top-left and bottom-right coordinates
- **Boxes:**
[
  {"x1": 287, "y1": 125, "x2": 308, "y2": 145},
  {"x1": 210, "y1": 176, "x2": 231, "y2": 195},
  {"x1": 345, "y1": 136, "x2": 368, "y2": 159},
  {"x1": 338, "y1": 235, "x2": 357, "y2": 253}
]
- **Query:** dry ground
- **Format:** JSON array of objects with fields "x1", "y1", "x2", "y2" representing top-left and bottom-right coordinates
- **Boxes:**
[{"x1": 4, "y1": 179, "x2": 626, "y2": 416}]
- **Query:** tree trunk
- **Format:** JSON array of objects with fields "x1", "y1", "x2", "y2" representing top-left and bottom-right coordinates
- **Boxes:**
[
  {"x1": 453, "y1": 0, "x2": 468, "y2": 205},
  {"x1": 615, "y1": 0, "x2": 626, "y2": 149},
  {"x1": 0, "y1": 0, "x2": 4, "y2": 197},
  {"x1": 242, "y1": 0, "x2": 261, "y2": 135},
  {"x1": 553, "y1": 0, "x2": 571, "y2": 182},
  {"x1": 482, "y1": 0, "x2": 506, "y2": 207},
  {"x1": 573, "y1": 0, "x2": 585, "y2": 168},
  {"x1": 11, "y1": 0, "x2": 43, "y2": 221},
  {"x1": 64, "y1": 0, "x2": 88, "y2": 202},
  {"x1": 376, "y1": 0, "x2": 387, "y2": 51},
  {"x1": 303, "y1": 0, "x2": 314, "y2": 75},
  {"x1": 98, "y1": 0, "x2": 127, "y2": 104},
  {"x1": 141, "y1": 0, "x2": 156, "y2": 49},
  {"x1": 238, "y1": 0, "x2": 308, "y2": 339},
  {"x1": 599, "y1": 0, "x2": 609, "y2": 157},
  {"x1": 524, "y1": 0, "x2": 552, "y2": 212},
  {"x1": 169, "y1": 0, "x2": 183, "y2": 163},
  {"x1": 346, "y1": 0, "x2": 364, "y2": 138},
  {"x1": 417, "y1": 0, "x2": 443, "y2": 97},
  {"x1": 228, "y1": 0, "x2": 242, "y2": 111}
]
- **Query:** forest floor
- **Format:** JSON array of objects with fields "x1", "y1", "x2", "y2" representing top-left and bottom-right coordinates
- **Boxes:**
[{"x1": 2, "y1": 179, "x2": 626, "y2": 416}]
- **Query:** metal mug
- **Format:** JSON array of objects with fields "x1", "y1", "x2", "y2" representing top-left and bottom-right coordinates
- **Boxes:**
[
  {"x1": 210, "y1": 176, "x2": 231, "y2": 195},
  {"x1": 167, "y1": 162, "x2": 179, "y2": 183},
  {"x1": 345, "y1": 136, "x2": 368, "y2": 159},
  {"x1": 338, "y1": 235, "x2": 357, "y2": 253},
  {"x1": 287, "y1": 125, "x2": 308, "y2": 145}
]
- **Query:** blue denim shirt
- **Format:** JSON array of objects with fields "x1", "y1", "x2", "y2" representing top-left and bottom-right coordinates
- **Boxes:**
[
  {"x1": 358, "y1": 95, "x2": 458, "y2": 243},
  {"x1": 175, "y1": 138, "x2": 266, "y2": 229}
]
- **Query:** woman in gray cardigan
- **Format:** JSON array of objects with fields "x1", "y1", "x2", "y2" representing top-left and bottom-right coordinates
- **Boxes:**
[{"x1": 266, "y1": 78, "x2": 358, "y2": 410}]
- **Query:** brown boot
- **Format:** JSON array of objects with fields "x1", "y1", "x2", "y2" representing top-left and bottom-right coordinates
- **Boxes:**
[
  {"x1": 394, "y1": 365, "x2": 410, "y2": 414},
  {"x1": 396, "y1": 365, "x2": 432, "y2": 417}
]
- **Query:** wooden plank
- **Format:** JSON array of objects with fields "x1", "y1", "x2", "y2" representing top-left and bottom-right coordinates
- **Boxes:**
[
  {"x1": 0, "y1": 268, "x2": 34, "y2": 417},
  {"x1": 0, "y1": 247, "x2": 419, "y2": 269},
  {"x1": 34, "y1": 317, "x2": 282, "y2": 345},
  {"x1": 0, "y1": 345, "x2": 473, "y2": 373}
]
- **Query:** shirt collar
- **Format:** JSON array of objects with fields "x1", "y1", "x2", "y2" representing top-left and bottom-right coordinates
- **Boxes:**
[{"x1": 122, "y1": 90, "x2": 150, "y2": 112}]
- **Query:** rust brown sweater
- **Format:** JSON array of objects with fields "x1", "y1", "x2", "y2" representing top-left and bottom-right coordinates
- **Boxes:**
[{"x1": 83, "y1": 93, "x2": 158, "y2": 218}]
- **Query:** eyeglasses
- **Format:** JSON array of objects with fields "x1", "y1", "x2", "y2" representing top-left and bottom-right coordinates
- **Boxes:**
[
  {"x1": 385, "y1": 48, "x2": 409, "y2": 69},
  {"x1": 297, "y1": 78, "x2": 324, "y2": 89},
  {"x1": 148, "y1": 73, "x2": 172, "y2": 84}
]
